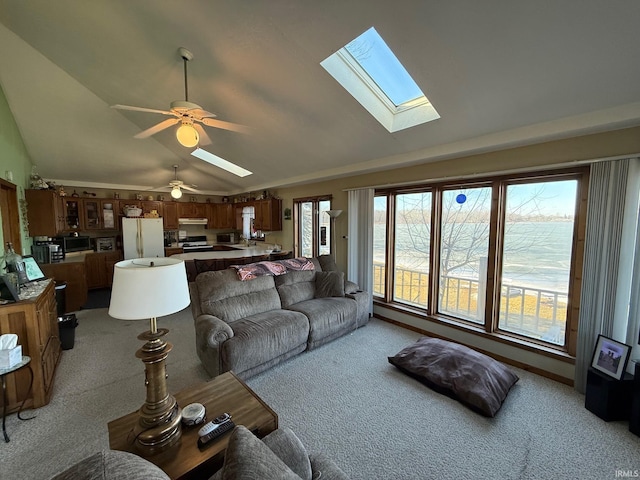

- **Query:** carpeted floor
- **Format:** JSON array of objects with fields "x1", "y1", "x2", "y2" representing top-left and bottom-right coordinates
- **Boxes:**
[{"x1": 1, "y1": 307, "x2": 638, "y2": 479}]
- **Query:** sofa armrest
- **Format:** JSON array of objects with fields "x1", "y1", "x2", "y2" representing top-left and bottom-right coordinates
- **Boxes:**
[
  {"x1": 344, "y1": 280, "x2": 359, "y2": 294},
  {"x1": 194, "y1": 314, "x2": 234, "y2": 377},
  {"x1": 309, "y1": 452, "x2": 350, "y2": 480}
]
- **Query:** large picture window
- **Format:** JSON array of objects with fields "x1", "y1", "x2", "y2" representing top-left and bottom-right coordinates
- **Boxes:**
[{"x1": 373, "y1": 169, "x2": 586, "y2": 354}]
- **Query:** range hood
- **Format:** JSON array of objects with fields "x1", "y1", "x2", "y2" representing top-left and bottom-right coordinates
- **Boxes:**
[{"x1": 178, "y1": 218, "x2": 208, "y2": 225}]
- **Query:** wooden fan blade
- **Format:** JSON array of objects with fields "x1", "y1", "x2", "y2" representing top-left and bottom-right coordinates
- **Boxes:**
[
  {"x1": 134, "y1": 118, "x2": 180, "y2": 139},
  {"x1": 181, "y1": 184, "x2": 201, "y2": 193},
  {"x1": 193, "y1": 124, "x2": 212, "y2": 146},
  {"x1": 111, "y1": 104, "x2": 175, "y2": 116},
  {"x1": 200, "y1": 117, "x2": 250, "y2": 134}
]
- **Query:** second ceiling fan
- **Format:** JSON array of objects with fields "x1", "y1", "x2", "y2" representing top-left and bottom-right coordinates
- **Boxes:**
[{"x1": 112, "y1": 47, "x2": 249, "y2": 148}]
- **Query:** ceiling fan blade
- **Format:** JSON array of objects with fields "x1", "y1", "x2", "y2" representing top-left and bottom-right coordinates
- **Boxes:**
[
  {"x1": 111, "y1": 104, "x2": 175, "y2": 116},
  {"x1": 181, "y1": 184, "x2": 201, "y2": 193},
  {"x1": 193, "y1": 124, "x2": 212, "y2": 146},
  {"x1": 134, "y1": 118, "x2": 180, "y2": 139},
  {"x1": 201, "y1": 117, "x2": 250, "y2": 134},
  {"x1": 191, "y1": 108, "x2": 216, "y2": 119}
]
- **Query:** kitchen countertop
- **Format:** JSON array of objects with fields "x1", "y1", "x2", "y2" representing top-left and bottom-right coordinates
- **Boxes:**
[{"x1": 171, "y1": 244, "x2": 282, "y2": 261}]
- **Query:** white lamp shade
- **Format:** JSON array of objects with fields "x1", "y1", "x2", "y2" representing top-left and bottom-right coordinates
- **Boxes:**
[
  {"x1": 171, "y1": 186, "x2": 183, "y2": 199},
  {"x1": 176, "y1": 124, "x2": 199, "y2": 148},
  {"x1": 108, "y1": 257, "x2": 190, "y2": 320}
]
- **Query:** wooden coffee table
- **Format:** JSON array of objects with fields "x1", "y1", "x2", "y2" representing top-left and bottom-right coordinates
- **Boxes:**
[{"x1": 108, "y1": 371, "x2": 278, "y2": 479}]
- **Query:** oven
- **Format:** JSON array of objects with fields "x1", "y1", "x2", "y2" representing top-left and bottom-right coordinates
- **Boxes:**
[{"x1": 178, "y1": 235, "x2": 214, "y2": 252}]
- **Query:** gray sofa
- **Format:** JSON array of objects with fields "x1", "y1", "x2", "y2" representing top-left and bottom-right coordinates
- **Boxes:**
[
  {"x1": 190, "y1": 255, "x2": 369, "y2": 378},
  {"x1": 50, "y1": 426, "x2": 349, "y2": 480}
]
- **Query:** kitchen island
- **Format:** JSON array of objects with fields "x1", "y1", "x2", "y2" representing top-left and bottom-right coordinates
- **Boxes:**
[{"x1": 170, "y1": 245, "x2": 291, "y2": 281}]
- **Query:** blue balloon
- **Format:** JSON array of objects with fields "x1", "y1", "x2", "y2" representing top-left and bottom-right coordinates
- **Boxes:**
[{"x1": 456, "y1": 194, "x2": 467, "y2": 204}]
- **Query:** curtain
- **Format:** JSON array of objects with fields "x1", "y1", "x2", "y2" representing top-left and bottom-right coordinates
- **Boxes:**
[
  {"x1": 574, "y1": 158, "x2": 629, "y2": 393},
  {"x1": 347, "y1": 188, "x2": 374, "y2": 316}
]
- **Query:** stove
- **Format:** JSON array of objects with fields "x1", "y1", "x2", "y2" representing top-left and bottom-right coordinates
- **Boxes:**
[{"x1": 178, "y1": 235, "x2": 214, "y2": 252}]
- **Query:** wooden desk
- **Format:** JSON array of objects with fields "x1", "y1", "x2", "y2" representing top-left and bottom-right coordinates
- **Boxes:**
[{"x1": 108, "y1": 371, "x2": 278, "y2": 479}]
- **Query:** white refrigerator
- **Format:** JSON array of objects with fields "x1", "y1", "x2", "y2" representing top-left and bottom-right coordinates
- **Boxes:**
[{"x1": 122, "y1": 217, "x2": 165, "y2": 259}]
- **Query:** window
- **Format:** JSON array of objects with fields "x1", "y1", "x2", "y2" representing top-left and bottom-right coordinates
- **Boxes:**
[
  {"x1": 498, "y1": 180, "x2": 578, "y2": 345},
  {"x1": 373, "y1": 195, "x2": 388, "y2": 297},
  {"x1": 394, "y1": 191, "x2": 431, "y2": 306},
  {"x1": 438, "y1": 187, "x2": 491, "y2": 323},
  {"x1": 321, "y1": 27, "x2": 439, "y2": 132},
  {"x1": 294, "y1": 196, "x2": 332, "y2": 258},
  {"x1": 373, "y1": 170, "x2": 585, "y2": 355}
]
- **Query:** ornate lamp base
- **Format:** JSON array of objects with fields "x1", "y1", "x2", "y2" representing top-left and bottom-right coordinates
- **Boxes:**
[{"x1": 132, "y1": 326, "x2": 182, "y2": 456}]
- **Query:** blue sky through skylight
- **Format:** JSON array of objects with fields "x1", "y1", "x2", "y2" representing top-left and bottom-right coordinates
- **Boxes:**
[{"x1": 345, "y1": 27, "x2": 424, "y2": 107}]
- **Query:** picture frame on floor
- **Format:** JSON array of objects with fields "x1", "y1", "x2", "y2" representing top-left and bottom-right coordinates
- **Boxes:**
[{"x1": 590, "y1": 334, "x2": 632, "y2": 380}]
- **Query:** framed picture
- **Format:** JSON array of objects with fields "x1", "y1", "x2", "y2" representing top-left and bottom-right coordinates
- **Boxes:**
[{"x1": 590, "y1": 334, "x2": 632, "y2": 380}]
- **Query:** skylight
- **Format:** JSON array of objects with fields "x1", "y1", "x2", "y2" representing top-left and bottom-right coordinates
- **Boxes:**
[
  {"x1": 191, "y1": 148, "x2": 252, "y2": 177},
  {"x1": 321, "y1": 27, "x2": 439, "y2": 133}
]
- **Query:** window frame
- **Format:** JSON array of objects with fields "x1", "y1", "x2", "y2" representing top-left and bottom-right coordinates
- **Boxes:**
[
  {"x1": 374, "y1": 168, "x2": 588, "y2": 357},
  {"x1": 293, "y1": 195, "x2": 333, "y2": 258}
]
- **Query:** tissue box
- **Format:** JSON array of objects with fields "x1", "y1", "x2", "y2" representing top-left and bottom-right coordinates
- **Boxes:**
[{"x1": 0, "y1": 345, "x2": 22, "y2": 369}]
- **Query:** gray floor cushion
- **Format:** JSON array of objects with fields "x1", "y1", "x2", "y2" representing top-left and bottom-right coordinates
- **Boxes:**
[{"x1": 388, "y1": 337, "x2": 519, "y2": 417}]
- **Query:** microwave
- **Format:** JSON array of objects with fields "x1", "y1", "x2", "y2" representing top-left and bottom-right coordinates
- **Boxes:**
[
  {"x1": 216, "y1": 233, "x2": 237, "y2": 244},
  {"x1": 53, "y1": 235, "x2": 92, "y2": 253}
]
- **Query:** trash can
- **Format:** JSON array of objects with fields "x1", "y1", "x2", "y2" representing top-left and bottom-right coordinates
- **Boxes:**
[
  {"x1": 58, "y1": 313, "x2": 78, "y2": 350},
  {"x1": 54, "y1": 281, "x2": 67, "y2": 317}
]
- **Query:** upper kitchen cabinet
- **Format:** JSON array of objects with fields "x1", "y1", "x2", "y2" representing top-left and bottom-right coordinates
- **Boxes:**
[
  {"x1": 84, "y1": 199, "x2": 118, "y2": 230},
  {"x1": 177, "y1": 202, "x2": 207, "y2": 219},
  {"x1": 163, "y1": 202, "x2": 179, "y2": 230},
  {"x1": 253, "y1": 198, "x2": 282, "y2": 232},
  {"x1": 209, "y1": 203, "x2": 235, "y2": 229},
  {"x1": 25, "y1": 190, "x2": 63, "y2": 237},
  {"x1": 25, "y1": 190, "x2": 83, "y2": 236}
]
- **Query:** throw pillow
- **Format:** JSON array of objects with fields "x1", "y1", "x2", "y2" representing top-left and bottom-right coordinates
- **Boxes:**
[
  {"x1": 220, "y1": 426, "x2": 302, "y2": 480},
  {"x1": 314, "y1": 271, "x2": 345, "y2": 298},
  {"x1": 388, "y1": 337, "x2": 519, "y2": 417}
]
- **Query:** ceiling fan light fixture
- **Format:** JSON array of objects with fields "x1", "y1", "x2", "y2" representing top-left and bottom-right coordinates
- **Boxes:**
[
  {"x1": 171, "y1": 185, "x2": 183, "y2": 199},
  {"x1": 176, "y1": 123, "x2": 199, "y2": 148}
]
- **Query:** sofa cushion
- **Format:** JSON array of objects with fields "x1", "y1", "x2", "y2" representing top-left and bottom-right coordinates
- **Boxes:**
[
  {"x1": 219, "y1": 426, "x2": 302, "y2": 480},
  {"x1": 263, "y1": 427, "x2": 313, "y2": 480},
  {"x1": 222, "y1": 310, "x2": 309, "y2": 374},
  {"x1": 315, "y1": 271, "x2": 345, "y2": 298},
  {"x1": 275, "y1": 270, "x2": 317, "y2": 307},
  {"x1": 196, "y1": 269, "x2": 282, "y2": 322},
  {"x1": 388, "y1": 337, "x2": 519, "y2": 417},
  {"x1": 287, "y1": 297, "x2": 357, "y2": 348},
  {"x1": 51, "y1": 450, "x2": 169, "y2": 480}
]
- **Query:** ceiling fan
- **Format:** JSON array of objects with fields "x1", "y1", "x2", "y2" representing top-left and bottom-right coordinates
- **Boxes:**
[
  {"x1": 111, "y1": 47, "x2": 249, "y2": 148},
  {"x1": 153, "y1": 165, "x2": 200, "y2": 199}
]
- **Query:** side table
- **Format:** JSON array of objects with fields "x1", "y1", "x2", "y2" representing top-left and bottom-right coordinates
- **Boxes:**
[
  {"x1": 108, "y1": 371, "x2": 278, "y2": 480},
  {"x1": 585, "y1": 367, "x2": 634, "y2": 421},
  {"x1": 0, "y1": 355, "x2": 35, "y2": 442}
]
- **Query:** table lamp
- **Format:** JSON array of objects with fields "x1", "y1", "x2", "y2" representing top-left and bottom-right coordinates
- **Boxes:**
[{"x1": 108, "y1": 257, "x2": 190, "y2": 456}]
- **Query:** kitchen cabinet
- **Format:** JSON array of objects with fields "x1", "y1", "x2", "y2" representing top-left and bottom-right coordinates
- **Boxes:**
[
  {"x1": 253, "y1": 198, "x2": 282, "y2": 231},
  {"x1": 85, "y1": 251, "x2": 123, "y2": 289},
  {"x1": 164, "y1": 247, "x2": 183, "y2": 256},
  {"x1": 25, "y1": 190, "x2": 64, "y2": 237},
  {"x1": 41, "y1": 261, "x2": 88, "y2": 313},
  {"x1": 177, "y1": 202, "x2": 207, "y2": 218},
  {"x1": 209, "y1": 203, "x2": 235, "y2": 229},
  {"x1": 84, "y1": 199, "x2": 119, "y2": 230},
  {"x1": 163, "y1": 202, "x2": 179, "y2": 230},
  {"x1": 62, "y1": 198, "x2": 83, "y2": 231},
  {"x1": 141, "y1": 200, "x2": 163, "y2": 217},
  {"x1": 0, "y1": 280, "x2": 60, "y2": 412}
]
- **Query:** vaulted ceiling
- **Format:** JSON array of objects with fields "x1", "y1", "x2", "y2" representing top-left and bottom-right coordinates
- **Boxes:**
[{"x1": 1, "y1": 1, "x2": 639, "y2": 196}]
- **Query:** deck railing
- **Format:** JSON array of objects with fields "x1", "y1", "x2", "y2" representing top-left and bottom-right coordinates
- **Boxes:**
[{"x1": 372, "y1": 263, "x2": 566, "y2": 345}]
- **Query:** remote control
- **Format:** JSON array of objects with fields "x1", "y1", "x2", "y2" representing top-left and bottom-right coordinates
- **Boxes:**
[
  {"x1": 197, "y1": 420, "x2": 235, "y2": 449},
  {"x1": 197, "y1": 413, "x2": 232, "y2": 436}
]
